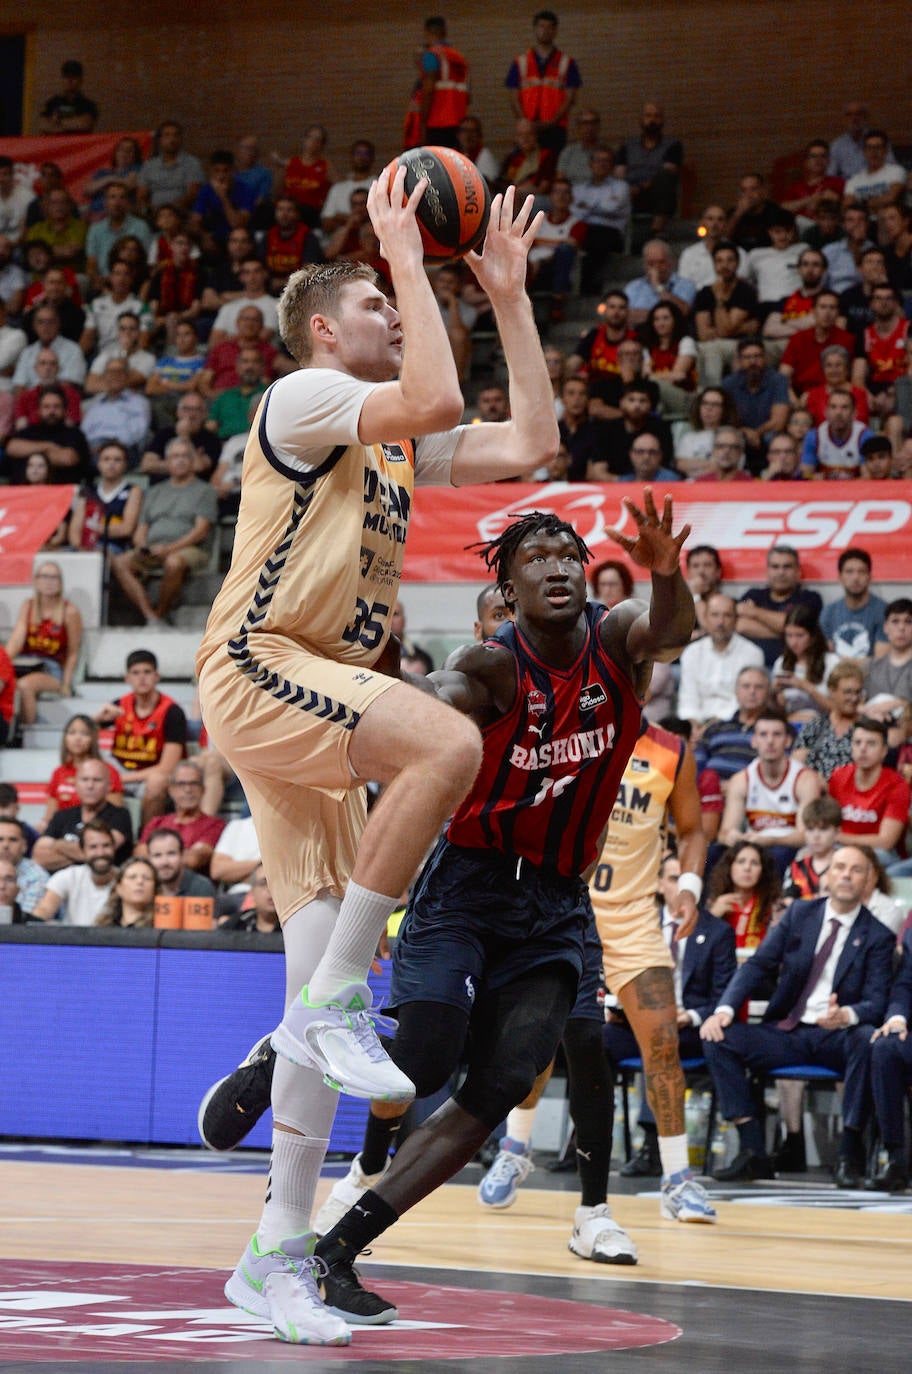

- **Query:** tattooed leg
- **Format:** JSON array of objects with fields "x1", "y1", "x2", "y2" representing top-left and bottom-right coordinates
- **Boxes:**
[{"x1": 618, "y1": 967, "x2": 685, "y2": 1137}]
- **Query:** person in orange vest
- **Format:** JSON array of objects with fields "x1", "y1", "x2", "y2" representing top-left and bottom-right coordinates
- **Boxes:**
[
  {"x1": 415, "y1": 16, "x2": 470, "y2": 151},
  {"x1": 505, "y1": 10, "x2": 582, "y2": 156}
]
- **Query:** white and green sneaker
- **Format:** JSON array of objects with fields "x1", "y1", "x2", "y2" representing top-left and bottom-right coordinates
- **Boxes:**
[
  {"x1": 225, "y1": 1232, "x2": 350, "y2": 1345},
  {"x1": 271, "y1": 981, "x2": 415, "y2": 1102}
]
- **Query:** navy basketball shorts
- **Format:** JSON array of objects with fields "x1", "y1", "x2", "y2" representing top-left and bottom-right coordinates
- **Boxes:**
[
  {"x1": 388, "y1": 837, "x2": 589, "y2": 1016},
  {"x1": 568, "y1": 905, "x2": 606, "y2": 1022}
]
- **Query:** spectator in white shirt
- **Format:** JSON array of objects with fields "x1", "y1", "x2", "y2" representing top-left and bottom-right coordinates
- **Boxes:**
[
  {"x1": 31, "y1": 821, "x2": 118, "y2": 927},
  {"x1": 678, "y1": 593, "x2": 765, "y2": 733}
]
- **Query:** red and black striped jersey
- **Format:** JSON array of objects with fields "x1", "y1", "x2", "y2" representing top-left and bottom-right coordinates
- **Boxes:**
[{"x1": 447, "y1": 602, "x2": 642, "y2": 877}]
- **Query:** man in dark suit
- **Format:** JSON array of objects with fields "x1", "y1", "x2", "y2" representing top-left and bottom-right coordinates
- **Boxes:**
[
  {"x1": 606, "y1": 852, "x2": 738, "y2": 1177},
  {"x1": 867, "y1": 926, "x2": 912, "y2": 1192},
  {"x1": 700, "y1": 844, "x2": 894, "y2": 1186}
]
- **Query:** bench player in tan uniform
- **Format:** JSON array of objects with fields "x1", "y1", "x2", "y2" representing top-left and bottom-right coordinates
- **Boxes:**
[{"x1": 195, "y1": 170, "x2": 559, "y2": 1344}]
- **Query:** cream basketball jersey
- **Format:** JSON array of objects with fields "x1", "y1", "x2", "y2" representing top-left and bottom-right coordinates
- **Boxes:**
[{"x1": 197, "y1": 369, "x2": 461, "y2": 675}]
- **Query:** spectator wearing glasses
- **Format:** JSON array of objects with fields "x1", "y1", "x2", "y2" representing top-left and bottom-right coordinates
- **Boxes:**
[{"x1": 136, "y1": 759, "x2": 225, "y2": 874}]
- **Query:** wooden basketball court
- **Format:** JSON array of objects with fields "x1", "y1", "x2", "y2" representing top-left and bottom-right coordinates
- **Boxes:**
[{"x1": 0, "y1": 1148, "x2": 909, "y2": 1371}]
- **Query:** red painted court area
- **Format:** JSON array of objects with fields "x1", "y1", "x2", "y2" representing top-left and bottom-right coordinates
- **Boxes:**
[{"x1": 0, "y1": 1258, "x2": 681, "y2": 1361}]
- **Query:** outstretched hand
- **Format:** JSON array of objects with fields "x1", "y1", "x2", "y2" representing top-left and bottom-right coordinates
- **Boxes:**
[
  {"x1": 606, "y1": 488, "x2": 691, "y2": 577},
  {"x1": 367, "y1": 163, "x2": 426, "y2": 264},
  {"x1": 465, "y1": 186, "x2": 543, "y2": 303}
]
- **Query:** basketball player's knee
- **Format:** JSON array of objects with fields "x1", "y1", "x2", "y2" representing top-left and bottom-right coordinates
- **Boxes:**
[
  {"x1": 437, "y1": 715, "x2": 483, "y2": 795},
  {"x1": 458, "y1": 1053, "x2": 540, "y2": 1131},
  {"x1": 390, "y1": 1007, "x2": 464, "y2": 1099}
]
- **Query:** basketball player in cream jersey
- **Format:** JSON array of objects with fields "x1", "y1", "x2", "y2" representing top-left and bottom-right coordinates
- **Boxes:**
[
  {"x1": 719, "y1": 709, "x2": 823, "y2": 872},
  {"x1": 196, "y1": 171, "x2": 559, "y2": 1343}
]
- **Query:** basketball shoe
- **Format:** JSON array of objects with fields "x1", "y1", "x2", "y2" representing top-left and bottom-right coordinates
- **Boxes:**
[
  {"x1": 568, "y1": 1204, "x2": 639, "y2": 1264},
  {"x1": 660, "y1": 1168, "x2": 718, "y2": 1223},
  {"x1": 271, "y1": 982, "x2": 415, "y2": 1102},
  {"x1": 225, "y1": 1232, "x2": 350, "y2": 1345},
  {"x1": 198, "y1": 1034, "x2": 275, "y2": 1151},
  {"x1": 315, "y1": 1242, "x2": 398, "y2": 1325},
  {"x1": 313, "y1": 1152, "x2": 392, "y2": 1236},
  {"x1": 477, "y1": 1137, "x2": 534, "y2": 1208}
]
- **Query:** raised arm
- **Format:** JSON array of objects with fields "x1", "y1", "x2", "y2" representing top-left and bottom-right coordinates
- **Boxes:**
[
  {"x1": 602, "y1": 489, "x2": 694, "y2": 674},
  {"x1": 448, "y1": 189, "x2": 560, "y2": 484},
  {"x1": 355, "y1": 166, "x2": 464, "y2": 442}
]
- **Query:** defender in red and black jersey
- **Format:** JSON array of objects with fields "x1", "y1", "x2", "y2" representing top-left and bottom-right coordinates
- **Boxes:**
[{"x1": 313, "y1": 494, "x2": 695, "y2": 1311}]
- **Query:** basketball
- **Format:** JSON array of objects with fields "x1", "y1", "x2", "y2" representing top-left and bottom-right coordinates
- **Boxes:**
[{"x1": 386, "y1": 145, "x2": 491, "y2": 263}]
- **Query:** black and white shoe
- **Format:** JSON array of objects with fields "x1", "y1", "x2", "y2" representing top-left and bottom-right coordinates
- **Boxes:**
[
  {"x1": 198, "y1": 1034, "x2": 275, "y2": 1152},
  {"x1": 318, "y1": 1252, "x2": 397, "y2": 1326}
]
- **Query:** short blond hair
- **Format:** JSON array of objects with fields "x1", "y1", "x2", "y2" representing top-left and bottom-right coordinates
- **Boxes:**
[{"x1": 278, "y1": 261, "x2": 378, "y2": 365}]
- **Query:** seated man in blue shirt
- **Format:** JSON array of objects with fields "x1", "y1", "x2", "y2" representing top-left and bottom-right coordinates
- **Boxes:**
[
  {"x1": 722, "y1": 337, "x2": 789, "y2": 472},
  {"x1": 625, "y1": 239, "x2": 696, "y2": 326}
]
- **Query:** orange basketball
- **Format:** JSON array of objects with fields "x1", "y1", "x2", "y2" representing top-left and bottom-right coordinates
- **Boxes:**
[{"x1": 386, "y1": 145, "x2": 491, "y2": 263}]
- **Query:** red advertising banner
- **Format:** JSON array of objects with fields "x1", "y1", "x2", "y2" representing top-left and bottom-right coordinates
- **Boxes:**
[
  {"x1": 402, "y1": 481, "x2": 912, "y2": 583},
  {"x1": 0, "y1": 486, "x2": 77, "y2": 583},
  {"x1": 0, "y1": 132, "x2": 153, "y2": 202}
]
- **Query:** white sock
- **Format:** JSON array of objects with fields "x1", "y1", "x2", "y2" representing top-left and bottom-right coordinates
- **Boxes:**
[
  {"x1": 306, "y1": 880, "x2": 397, "y2": 1004},
  {"x1": 659, "y1": 1133, "x2": 690, "y2": 1178},
  {"x1": 257, "y1": 1129, "x2": 328, "y2": 1250},
  {"x1": 505, "y1": 1105, "x2": 536, "y2": 1146}
]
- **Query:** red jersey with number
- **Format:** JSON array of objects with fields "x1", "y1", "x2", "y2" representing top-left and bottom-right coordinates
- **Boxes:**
[
  {"x1": 111, "y1": 691, "x2": 182, "y2": 772},
  {"x1": 447, "y1": 604, "x2": 642, "y2": 877},
  {"x1": 581, "y1": 325, "x2": 638, "y2": 376},
  {"x1": 24, "y1": 602, "x2": 70, "y2": 666},
  {"x1": 863, "y1": 317, "x2": 910, "y2": 387}
]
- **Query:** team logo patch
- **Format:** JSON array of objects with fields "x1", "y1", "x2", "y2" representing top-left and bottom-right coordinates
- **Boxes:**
[
  {"x1": 579, "y1": 683, "x2": 608, "y2": 711},
  {"x1": 629, "y1": 755, "x2": 650, "y2": 773},
  {"x1": 527, "y1": 689, "x2": 547, "y2": 716},
  {"x1": 360, "y1": 547, "x2": 376, "y2": 576}
]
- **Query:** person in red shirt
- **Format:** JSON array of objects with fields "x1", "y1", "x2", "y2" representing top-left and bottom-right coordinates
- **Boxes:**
[
  {"x1": 779, "y1": 290, "x2": 856, "y2": 401},
  {"x1": 263, "y1": 197, "x2": 321, "y2": 295},
  {"x1": 780, "y1": 140, "x2": 844, "y2": 219},
  {"x1": 94, "y1": 649, "x2": 187, "y2": 823},
  {"x1": 0, "y1": 644, "x2": 15, "y2": 747},
  {"x1": 803, "y1": 344, "x2": 869, "y2": 423},
  {"x1": 136, "y1": 758, "x2": 225, "y2": 874},
  {"x1": 854, "y1": 283, "x2": 910, "y2": 422},
  {"x1": 12, "y1": 346, "x2": 81, "y2": 429},
  {"x1": 199, "y1": 304, "x2": 278, "y2": 396},
  {"x1": 828, "y1": 716, "x2": 911, "y2": 858},
  {"x1": 278, "y1": 125, "x2": 336, "y2": 229}
]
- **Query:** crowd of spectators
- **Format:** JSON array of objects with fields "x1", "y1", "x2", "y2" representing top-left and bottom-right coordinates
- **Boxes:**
[{"x1": 1, "y1": 31, "x2": 911, "y2": 1186}]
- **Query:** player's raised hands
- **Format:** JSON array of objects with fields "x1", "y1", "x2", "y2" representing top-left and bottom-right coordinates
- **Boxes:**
[
  {"x1": 466, "y1": 186, "x2": 544, "y2": 303},
  {"x1": 606, "y1": 488, "x2": 691, "y2": 578},
  {"x1": 367, "y1": 162, "x2": 426, "y2": 263}
]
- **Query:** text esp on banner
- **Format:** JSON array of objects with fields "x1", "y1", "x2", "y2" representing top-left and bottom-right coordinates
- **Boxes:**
[
  {"x1": 0, "y1": 133, "x2": 153, "y2": 203},
  {"x1": 402, "y1": 480, "x2": 912, "y2": 583},
  {"x1": 0, "y1": 487, "x2": 77, "y2": 584}
]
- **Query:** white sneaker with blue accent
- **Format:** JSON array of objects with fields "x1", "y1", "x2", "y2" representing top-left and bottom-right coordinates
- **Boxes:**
[
  {"x1": 225, "y1": 1232, "x2": 351, "y2": 1345},
  {"x1": 568, "y1": 1204, "x2": 638, "y2": 1264},
  {"x1": 271, "y1": 982, "x2": 415, "y2": 1103},
  {"x1": 477, "y1": 1137, "x2": 535, "y2": 1208},
  {"x1": 660, "y1": 1168, "x2": 718, "y2": 1223}
]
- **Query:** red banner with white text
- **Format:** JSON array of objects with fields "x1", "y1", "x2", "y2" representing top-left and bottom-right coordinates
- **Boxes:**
[
  {"x1": 0, "y1": 486, "x2": 76, "y2": 583},
  {"x1": 0, "y1": 133, "x2": 153, "y2": 203},
  {"x1": 402, "y1": 481, "x2": 912, "y2": 583}
]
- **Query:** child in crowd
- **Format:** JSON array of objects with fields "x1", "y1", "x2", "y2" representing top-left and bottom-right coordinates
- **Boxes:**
[{"x1": 786, "y1": 796, "x2": 842, "y2": 898}]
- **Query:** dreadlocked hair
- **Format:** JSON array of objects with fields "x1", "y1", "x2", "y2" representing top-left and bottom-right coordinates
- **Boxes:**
[{"x1": 468, "y1": 511, "x2": 592, "y2": 602}]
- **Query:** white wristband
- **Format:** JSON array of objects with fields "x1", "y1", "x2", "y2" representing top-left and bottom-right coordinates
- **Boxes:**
[{"x1": 678, "y1": 872, "x2": 703, "y2": 903}]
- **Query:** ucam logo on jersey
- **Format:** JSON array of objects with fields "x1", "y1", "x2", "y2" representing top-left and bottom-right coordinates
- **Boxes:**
[{"x1": 403, "y1": 481, "x2": 912, "y2": 582}]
